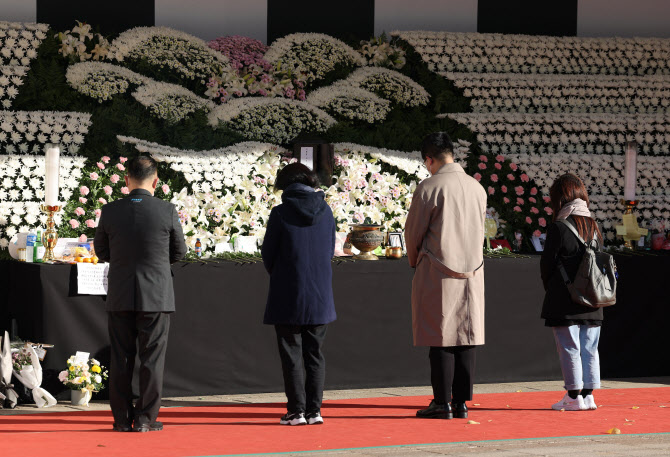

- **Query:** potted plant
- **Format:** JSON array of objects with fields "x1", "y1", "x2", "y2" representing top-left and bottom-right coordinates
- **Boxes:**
[{"x1": 59, "y1": 355, "x2": 108, "y2": 406}]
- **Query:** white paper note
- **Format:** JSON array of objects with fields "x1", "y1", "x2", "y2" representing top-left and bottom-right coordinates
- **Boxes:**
[
  {"x1": 77, "y1": 262, "x2": 109, "y2": 295},
  {"x1": 300, "y1": 147, "x2": 314, "y2": 170}
]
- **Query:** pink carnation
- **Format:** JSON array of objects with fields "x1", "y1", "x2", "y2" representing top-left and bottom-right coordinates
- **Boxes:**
[
  {"x1": 103, "y1": 185, "x2": 113, "y2": 196},
  {"x1": 531, "y1": 207, "x2": 540, "y2": 214},
  {"x1": 533, "y1": 230, "x2": 542, "y2": 237},
  {"x1": 79, "y1": 197, "x2": 87, "y2": 204},
  {"x1": 94, "y1": 209, "x2": 102, "y2": 218},
  {"x1": 80, "y1": 186, "x2": 89, "y2": 196},
  {"x1": 501, "y1": 185, "x2": 508, "y2": 193},
  {"x1": 101, "y1": 156, "x2": 110, "y2": 164},
  {"x1": 494, "y1": 163, "x2": 502, "y2": 170},
  {"x1": 526, "y1": 216, "x2": 533, "y2": 224},
  {"x1": 96, "y1": 162, "x2": 105, "y2": 170},
  {"x1": 119, "y1": 157, "x2": 128, "y2": 163},
  {"x1": 539, "y1": 218, "x2": 547, "y2": 227},
  {"x1": 98, "y1": 198, "x2": 107, "y2": 205},
  {"x1": 121, "y1": 187, "x2": 129, "y2": 195},
  {"x1": 490, "y1": 174, "x2": 498, "y2": 182},
  {"x1": 85, "y1": 219, "x2": 96, "y2": 228},
  {"x1": 78, "y1": 234, "x2": 87, "y2": 242},
  {"x1": 543, "y1": 196, "x2": 551, "y2": 203},
  {"x1": 74, "y1": 207, "x2": 85, "y2": 216},
  {"x1": 473, "y1": 173, "x2": 482, "y2": 182},
  {"x1": 529, "y1": 197, "x2": 537, "y2": 203},
  {"x1": 507, "y1": 174, "x2": 515, "y2": 181},
  {"x1": 503, "y1": 197, "x2": 510, "y2": 203},
  {"x1": 530, "y1": 187, "x2": 538, "y2": 195},
  {"x1": 495, "y1": 155, "x2": 505, "y2": 162},
  {"x1": 545, "y1": 207, "x2": 553, "y2": 215},
  {"x1": 515, "y1": 186, "x2": 525, "y2": 195},
  {"x1": 69, "y1": 219, "x2": 80, "y2": 229},
  {"x1": 161, "y1": 184, "x2": 170, "y2": 194},
  {"x1": 488, "y1": 186, "x2": 495, "y2": 195},
  {"x1": 110, "y1": 174, "x2": 120, "y2": 184},
  {"x1": 478, "y1": 163, "x2": 486, "y2": 170},
  {"x1": 513, "y1": 206, "x2": 522, "y2": 212},
  {"x1": 479, "y1": 155, "x2": 488, "y2": 162},
  {"x1": 517, "y1": 198, "x2": 524, "y2": 205},
  {"x1": 510, "y1": 163, "x2": 518, "y2": 171},
  {"x1": 520, "y1": 173, "x2": 530, "y2": 183},
  {"x1": 89, "y1": 172, "x2": 99, "y2": 180},
  {"x1": 116, "y1": 163, "x2": 125, "y2": 171}
]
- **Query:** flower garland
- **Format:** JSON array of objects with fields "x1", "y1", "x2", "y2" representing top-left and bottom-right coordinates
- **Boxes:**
[
  {"x1": 344, "y1": 67, "x2": 430, "y2": 107},
  {"x1": 394, "y1": 31, "x2": 670, "y2": 75},
  {"x1": 264, "y1": 33, "x2": 365, "y2": 83},
  {"x1": 0, "y1": 21, "x2": 48, "y2": 66},
  {"x1": 207, "y1": 98, "x2": 336, "y2": 144},
  {"x1": 0, "y1": 155, "x2": 86, "y2": 249},
  {"x1": 131, "y1": 82, "x2": 215, "y2": 123},
  {"x1": 307, "y1": 83, "x2": 391, "y2": 123},
  {"x1": 445, "y1": 113, "x2": 670, "y2": 155},
  {"x1": 0, "y1": 110, "x2": 91, "y2": 155},
  {"x1": 66, "y1": 62, "x2": 150, "y2": 102},
  {"x1": 444, "y1": 72, "x2": 670, "y2": 114},
  {"x1": 0, "y1": 65, "x2": 28, "y2": 109}
]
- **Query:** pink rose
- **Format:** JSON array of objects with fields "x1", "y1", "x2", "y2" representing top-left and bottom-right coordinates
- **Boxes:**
[
  {"x1": 526, "y1": 216, "x2": 533, "y2": 224},
  {"x1": 530, "y1": 187, "x2": 538, "y2": 195},
  {"x1": 121, "y1": 187, "x2": 129, "y2": 195},
  {"x1": 501, "y1": 185, "x2": 508, "y2": 193},
  {"x1": 545, "y1": 207, "x2": 553, "y2": 215},
  {"x1": 495, "y1": 155, "x2": 505, "y2": 162},
  {"x1": 517, "y1": 198, "x2": 524, "y2": 205},
  {"x1": 85, "y1": 219, "x2": 96, "y2": 228},
  {"x1": 473, "y1": 173, "x2": 482, "y2": 182},
  {"x1": 116, "y1": 163, "x2": 125, "y2": 171},
  {"x1": 79, "y1": 197, "x2": 87, "y2": 204},
  {"x1": 494, "y1": 163, "x2": 502, "y2": 170},
  {"x1": 507, "y1": 174, "x2": 515, "y2": 181},
  {"x1": 69, "y1": 219, "x2": 80, "y2": 229},
  {"x1": 479, "y1": 155, "x2": 488, "y2": 162},
  {"x1": 103, "y1": 185, "x2": 113, "y2": 196},
  {"x1": 101, "y1": 156, "x2": 110, "y2": 164},
  {"x1": 503, "y1": 197, "x2": 510, "y2": 203},
  {"x1": 94, "y1": 209, "x2": 102, "y2": 218},
  {"x1": 78, "y1": 234, "x2": 87, "y2": 242},
  {"x1": 478, "y1": 163, "x2": 486, "y2": 170},
  {"x1": 529, "y1": 197, "x2": 537, "y2": 203},
  {"x1": 520, "y1": 173, "x2": 530, "y2": 183},
  {"x1": 161, "y1": 184, "x2": 170, "y2": 194},
  {"x1": 488, "y1": 186, "x2": 495, "y2": 195},
  {"x1": 80, "y1": 186, "x2": 89, "y2": 196},
  {"x1": 96, "y1": 162, "x2": 105, "y2": 170},
  {"x1": 539, "y1": 218, "x2": 547, "y2": 227},
  {"x1": 533, "y1": 230, "x2": 542, "y2": 238},
  {"x1": 110, "y1": 174, "x2": 120, "y2": 184},
  {"x1": 510, "y1": 163, "x2": 518, "y2": 171},
  {"x1": 513, "y1": 206, "x2": 522, "y2": 212},
  {"x1": 98, "y1": 198, "x2": 107, "y2": 205},
  {"x1": 531, "y1": 207, "x2": 539, "y2": 214},
  {"x1": 74, "y1": 207, "x2": 85, "y2": 216},
  {"x1": 490, "y1": 174, "x2": 498, "y2": 182},
  {"x1": 119, "y1": 157, "x2": 128, "y2": 163},
  {"x1": 515, "y1": 186, "x2": 524, "y2": 195}
]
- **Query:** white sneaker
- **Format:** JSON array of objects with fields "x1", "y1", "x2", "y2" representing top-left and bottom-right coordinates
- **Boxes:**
[
  {"x1": 279, "y1": 412, "x2": 307, "y2": 425},
  {"x1": 551, "y1": 392, "x2": 585, "y2": 411},
  {"x1": 306, "y1": 411, "x2": 324, "y2": 425},
  {"x1": 583, "y1": 394, "x2": 597, "y2": 410}
]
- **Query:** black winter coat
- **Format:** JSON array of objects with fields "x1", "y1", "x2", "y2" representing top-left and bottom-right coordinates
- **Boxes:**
[
  {"x1": 261, "y1": 183, "x2": 337, "y2": 325},
  {"x1": 540, "y1": 217, "x2": 604, "y2": 326}
]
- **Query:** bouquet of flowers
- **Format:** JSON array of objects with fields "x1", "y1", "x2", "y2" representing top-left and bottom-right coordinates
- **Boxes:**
[
  {"x1": 12, "y1": 345, "x2": 57, "y2": 408},
  {"x1": 59, "y1": 355, "x2": 108, "y2": 402}
]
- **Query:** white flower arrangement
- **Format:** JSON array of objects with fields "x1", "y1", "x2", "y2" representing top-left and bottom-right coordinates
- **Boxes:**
[
  {"x1": 55, "y1": 21, "x2": 111, "y2": 63},
  {"x1": 444, "y1": 72, "x2": 670, "y2": 115},
  {"x1": 108, "y1": 26, "x2": 230, "y2": 86},
  {"x1": 307, "y1": 82, "x2": 391, "y2": 123},
  {"x1": 207, "y1": 98, "x2": 336, "y2": 144},
  {"x1": 394, "y1": 31, "x2": 670, "y2": 76},
  {"x1": 0, "y1": 110, "x2": 92, "y2": 155},
  {"x1": 0, "y1": 155, "x2": 86, "y2": 249},
  {"x1": 344, "y1": 67, "x2": 430, "y2": 107},
  {"x1": 0, "y1": 21, "x2": 48, "y2": 66},
  {"x1": 445, "y1": 113, "x2": 670, "y2": 155},
  {"x1": 66, "y1": 62, "x2": 150, "y2": 102},
  {"x1": 0, "y1": 65, "x2": 28, "y2": 109},
  {"x1": 131, "y1": 81, "x2": 215, "y2": 124},
  {"x1": 264, "y1": 33, "x2": 365, "y2": 83}
]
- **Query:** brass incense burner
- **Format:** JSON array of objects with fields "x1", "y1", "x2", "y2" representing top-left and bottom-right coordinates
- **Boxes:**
[
  {"x1": 348, "y1": 224, "x2": 383, "y2": 260},
  {"x1": 40, "y1": 204, "x2": 60, "y2": 262}
]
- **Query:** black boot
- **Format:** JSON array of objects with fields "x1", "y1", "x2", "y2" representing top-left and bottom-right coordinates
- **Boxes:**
[
  {"x1": 416, "y1": 400, "x2": 453, "y2": 419},
  {"x1": 451, "y1": 402, "x2": 468, "y2": 419}
]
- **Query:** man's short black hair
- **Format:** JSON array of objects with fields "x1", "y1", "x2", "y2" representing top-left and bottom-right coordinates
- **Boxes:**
[
  {"x1": 126, "y1": 156, "x2": 158, "y2": 182},
  {"x1": 275, "y1": 162, "x2": 319, "y2": 191},
  {"x1": 421, "y1": 132, "x2": 454, "y2": 161}
]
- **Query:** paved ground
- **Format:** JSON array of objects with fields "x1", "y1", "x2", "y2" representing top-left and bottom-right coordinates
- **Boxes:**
[{"x1": 2, "y1": 377, "x2": 669, "y2": 456}]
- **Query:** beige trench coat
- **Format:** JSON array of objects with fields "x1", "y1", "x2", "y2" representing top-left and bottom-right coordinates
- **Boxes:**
[{"x1": 405, "y1": 163, "x2": 487, "y2": 347}]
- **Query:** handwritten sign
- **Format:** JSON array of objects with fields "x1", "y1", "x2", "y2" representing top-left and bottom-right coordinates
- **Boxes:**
[
  {"x1": 77, "y1": 262, "x2": 109, "y2": 295},
  {"x1": 300, "y1": 147, "x2": 314, "y2": 170}
]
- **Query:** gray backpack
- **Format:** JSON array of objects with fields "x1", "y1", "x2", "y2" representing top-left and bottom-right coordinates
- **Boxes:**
[{"x1": 557, "y1": 220, "x2": 617, "y2": 308}]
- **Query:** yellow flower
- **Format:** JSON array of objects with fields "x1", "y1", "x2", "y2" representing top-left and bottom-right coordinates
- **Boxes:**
[
  {"x1": 69, "y1": 366, "x2": 75, "y2": 371},
  {"x1": 91, "y1": 365, "x2": 101, "y2": 373}
]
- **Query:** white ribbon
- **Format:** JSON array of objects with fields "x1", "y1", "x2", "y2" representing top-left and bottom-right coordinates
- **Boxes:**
[
  {"x1": 13, "y1": 346, "x2": 57, "y2": 408},
  {"x1": 0, "y1": 331, "x2": 18, "y2": 408}
]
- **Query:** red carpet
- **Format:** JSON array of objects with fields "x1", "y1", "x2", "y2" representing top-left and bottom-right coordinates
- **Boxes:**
[{"x1": 1, "y1": 388, "x2": 669, "y2": 456}]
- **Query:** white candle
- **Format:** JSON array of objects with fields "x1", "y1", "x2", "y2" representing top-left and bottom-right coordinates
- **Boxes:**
[
  {"x1": 45, "y1": 146, "x2": 60, "y2": 206},
  {"x1": 624, "y1": 141, "x2": 637, "y2": 201}
]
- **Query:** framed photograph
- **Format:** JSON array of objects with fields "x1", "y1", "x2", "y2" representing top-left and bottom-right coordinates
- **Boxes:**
[
  {"x1": 531, "y1": 233, "x2": 547, "y2": 252},
  {"x1": 298, "y1": 145, "x2": 316, "y2": 171},
  {"x1": 386, "y1": 231, "x2": 405, "y2": 250}
]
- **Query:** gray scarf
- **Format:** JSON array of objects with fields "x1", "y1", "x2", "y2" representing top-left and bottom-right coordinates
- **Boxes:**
[{"x1": 556, "y1": 198, "x2": 592, "y2": 220}]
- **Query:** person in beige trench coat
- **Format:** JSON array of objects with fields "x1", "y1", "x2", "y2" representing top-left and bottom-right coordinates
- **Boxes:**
[{"x1": 405, "y1": 132, "x2": 487, "y2": 420}]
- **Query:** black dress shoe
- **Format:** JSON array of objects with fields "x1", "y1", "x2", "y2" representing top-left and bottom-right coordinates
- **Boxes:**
[
  {"x1": 451, "y1": 402, "x2": 468, "y2": 419},
  {"x1": 133, "y1": 421, "x2": 163, "y2": 432},
  {"x1": 416, "y1": 400, "x2": 453, "y2": 419},
  {"x1": 112, "y1": 423, "x2": 132, "y2": 432}
]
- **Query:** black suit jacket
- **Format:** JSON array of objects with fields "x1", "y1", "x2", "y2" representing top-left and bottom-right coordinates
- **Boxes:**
[{"x1": 94, "y1": 189, "x2": 187, "y2": 312}]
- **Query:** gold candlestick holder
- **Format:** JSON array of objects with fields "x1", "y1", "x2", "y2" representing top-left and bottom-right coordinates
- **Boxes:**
[
  {"x1": 615, "y1": 199, "x2": 647, "y2": 250},
  {"x1": 40, "y1": 204, "x2": 61, "y2": 262}
]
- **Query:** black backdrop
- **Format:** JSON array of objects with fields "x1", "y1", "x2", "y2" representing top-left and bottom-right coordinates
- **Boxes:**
[{"x1": 478, "y1": 0, "x2": 578, "y2": 36}]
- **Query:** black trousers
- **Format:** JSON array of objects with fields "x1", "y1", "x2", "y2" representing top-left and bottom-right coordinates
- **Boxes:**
[
  {"x1": 429, "y1": 346, "x2": 476, "y2": 404},
  {"x1": 108, "y1": 311, "x2": 170, "y2": 427},
  {"x1": 274, "y1": 324, "x2": 327, "y2": 414}
]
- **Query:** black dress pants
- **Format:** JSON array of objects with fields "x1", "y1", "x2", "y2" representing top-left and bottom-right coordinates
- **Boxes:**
[
  {"x1": 108, "y1": 311, "x2": 170, "y2": 427},
  {"x1": 274, "y1": 324, "x2": 327, "y2": 414},
  {"x1": 429, "y1": 346, "x2": 476, "y2": 404}
]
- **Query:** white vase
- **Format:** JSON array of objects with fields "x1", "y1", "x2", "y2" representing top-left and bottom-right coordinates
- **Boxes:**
[{"x1": 70, "y1": 389, "x2": 91, "y2": 406}]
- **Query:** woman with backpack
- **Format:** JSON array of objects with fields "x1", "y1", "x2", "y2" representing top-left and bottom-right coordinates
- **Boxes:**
[{"x1": 541, "y1": 173, "x2": 605, "y2": 411}]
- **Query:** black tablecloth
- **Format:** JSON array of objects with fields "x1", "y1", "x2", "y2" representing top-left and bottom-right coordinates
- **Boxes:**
[{"x1": 1, "y1": 253, "x2": 668, "y2": 397}]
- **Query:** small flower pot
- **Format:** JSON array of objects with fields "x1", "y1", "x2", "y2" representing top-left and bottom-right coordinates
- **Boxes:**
[{"x1": 70, "y1": 389, "x2": 91, "y2": 406}]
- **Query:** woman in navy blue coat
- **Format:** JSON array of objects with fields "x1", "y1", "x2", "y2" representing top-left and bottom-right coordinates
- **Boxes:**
[{"x1": 261, "y1": 162, "x2": 336, "y2": 426}]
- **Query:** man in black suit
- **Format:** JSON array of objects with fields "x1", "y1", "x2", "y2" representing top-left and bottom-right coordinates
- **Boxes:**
[{"x1": 94, "y1": 156, "x2": 187, "y2": 432}]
